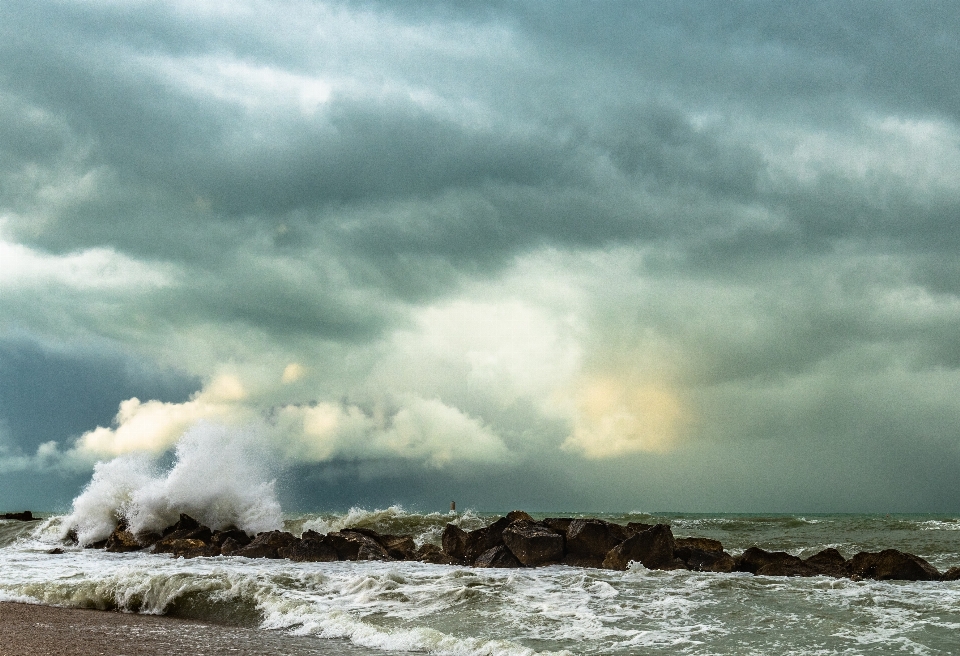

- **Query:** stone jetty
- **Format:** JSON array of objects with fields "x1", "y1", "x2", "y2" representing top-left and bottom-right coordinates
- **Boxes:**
[{"x1": 78, "y1": 511, "x2": 960, "y2": 582}]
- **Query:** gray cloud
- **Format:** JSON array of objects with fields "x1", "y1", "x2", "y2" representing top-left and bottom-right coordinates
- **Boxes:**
[{"x1": 2, "y1": 1, "x2": 960, "y2": 512}]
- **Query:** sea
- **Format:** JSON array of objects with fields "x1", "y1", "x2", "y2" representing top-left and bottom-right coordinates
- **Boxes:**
[{"x1": 1, "y1": 508, "x2": 959, "y2": 655}]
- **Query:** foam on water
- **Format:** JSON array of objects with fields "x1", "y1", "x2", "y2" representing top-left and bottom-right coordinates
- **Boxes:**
[
  {"x1": 299, "y1": 506, "x2": 487, "y2": 546},
  {"x1": 62, "y1": 423, "x2": 283, "y2": 544}
]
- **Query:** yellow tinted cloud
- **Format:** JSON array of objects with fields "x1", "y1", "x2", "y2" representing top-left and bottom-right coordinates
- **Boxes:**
[{"x1": 562, "y1": 375, "x2": 686, "y2": 458}]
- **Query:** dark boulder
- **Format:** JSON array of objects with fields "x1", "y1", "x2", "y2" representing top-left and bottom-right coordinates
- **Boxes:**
[
  {"x1": 442, "y1": 517, "x2": 512, "y2": 564},
  {"x1": 566, "y1": 519, "x2": 630, "y2": 560},
  {"x1": 603, "y1": 524, "x2": 676, "y2": 570},
  {"x1": 220, "y1": 536, "x2": 245, "y2": 556},
  {"x1": 47, "y1": 548, "x2": 64, "y2": 555},
  {"x1": 232, "y1": 531, "x2": 299, "y2": 559},
  {"x1": 541, "y1": 518, "x2": 573, "y2": 534},
  {"x1": 475, "y1": 545, "x2": 522, "y2": 568},
  {"x1": 134, "y1": 532, "x2": 163, "y2": 548},
  {"x1": 680, "y1": 548, "x2": 735, "y2": 573},
  {"x1": 505, "y1": 510, "x2": 535, "y2": 523},
  {"x1": 211, "y1": 528, "x2": 251, "y2": 550},
  {"x1": 562, "y1": 553, "x2": 606, "y2": 568},
  {"x1": 441, "y1": 524, "x2": 469, "y2": 562},
  {"x1": 157, "y1": 538, "x2": 217, "y2": 558},
  {"x1": 502, "y1": 522, "x2": 564, "y2": 567},
  {"x1": 281, "y1": 532, "x2": 338, "y2": 562},
  {"x1": 942, "y1": 567, "x2": 960, "y2": 581},
  {"x1": 463, "y1": 517, "x2": 512, "y2": 562},
  {"x1": 734, "y1": 547, "x2": 813, "y2": 577},
  {"x1": 626, "y1": 522, "x2": 654, "y2": 535},
  {"x1": 803, "y1": 548, "x2": 848, "y2": 577},
  {"x1": 104, "y1": 527, "x2": 143, "y2": 553},
  {"x1": 153, "y1": 524, "x2": 215, "y2": 555},
  {"x1": 380, "y1": 535, "x2": 417, "y2": 561},
  {"x1": 415, "y1": 543, "x2": 461, "y2": 565},
  {"x1": 848, "y1": 549, "x2": 940, "y2": 581},
  {"x1": 674, "y1": 537, "x2": 724, "y2": 554},
  {"x1": 326, "y1": 531, "x2": 390, "y2": 561},
  {"x1": 1, "y1": 511, "x2": 38, "y2": 521},
  {"x1": 162, "y1": 514, "x2": 202, "y2": 536}
]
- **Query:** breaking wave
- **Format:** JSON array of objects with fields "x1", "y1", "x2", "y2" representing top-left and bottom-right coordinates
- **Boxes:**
[{"x1": 62, "y1": 422, "x2": 283, "y2": 545}]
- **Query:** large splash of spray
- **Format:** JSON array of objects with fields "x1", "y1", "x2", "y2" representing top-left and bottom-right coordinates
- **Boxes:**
[{"x1": 63, "y1": 422, "x2": 283, "y2": 545}]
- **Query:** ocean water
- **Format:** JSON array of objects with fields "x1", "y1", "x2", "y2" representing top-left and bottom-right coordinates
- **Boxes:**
[{"x1": 2, "y1": 509, "x2": 959, "y2": 655}]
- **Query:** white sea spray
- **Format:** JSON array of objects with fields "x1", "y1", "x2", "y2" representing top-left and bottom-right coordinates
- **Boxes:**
[{"x1": 62, "y1": 422, "x2": 282, "y2": 544}]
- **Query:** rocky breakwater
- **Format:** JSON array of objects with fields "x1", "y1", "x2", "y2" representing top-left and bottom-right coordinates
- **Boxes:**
[
  {"x1": 0, "y1": 511, "x2": 39, "y2": 521},
  {"x1": 84, "y1": 511, "x2": 960, "y2": 582}
]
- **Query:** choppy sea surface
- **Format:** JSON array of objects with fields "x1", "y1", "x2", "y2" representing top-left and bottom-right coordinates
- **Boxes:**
[{"x1": 2, "y1": 509, "x2": 959, "y2": 655}]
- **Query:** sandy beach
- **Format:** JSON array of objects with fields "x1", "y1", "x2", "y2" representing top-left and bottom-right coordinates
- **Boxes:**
[{"x1": 0, "y1": 602, "x2": 374, "y2": 656}]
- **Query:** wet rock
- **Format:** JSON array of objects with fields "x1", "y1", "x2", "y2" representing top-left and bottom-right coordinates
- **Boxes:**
[
  {"x1": 505, "y1": 510, "x2": 535, "y2": 523},
  {"x1": 674, "y1": 537, "x2": 724, "y2": 554},
  {"x1": 602, "y1": 524, "x2": 676, "y2": 571},
  {"x1": 211, "y1": 528, "x2": 251, "y2": 550},
  {"x1": 675, "y1": 538, "x2": 731, "y2": 572},
  {"x1": 326, "y1": 530, "x2": 390, "y2": 561},
  {"x1": 474, "y1": 545, "x2": 522, "y2": 568},
  {"x1": 159, "y1": 538, "x2": 217, "y2": 558},
  {"x1": 153, "y1": 524, "x2": 214, "y2": 555},
  {"x1": 848, "y1": 549, "x2": 940, "y2": 581},
  {"x1": 380, "y1": 535, "x2": 417, "y2": 560},
  {"x1": 232, "y1": 531, "x2": 300, "y2": 559},
  {"x1": 541, "y1": 518, "x2": 574, "y2": 534},
  {"x1": 566, "y1": 519, "x2": 630, "y2": 561},
  {"x1": 734, "y1": 547, "x2": 813, "y2": 577},
  {"x1": 942, "y1": 567, "x2": 960, "y2": 581},
  {"x1": 85, "y1": 539, "x2": 108, "y2": 550},
  {"x1": 415, "y1": 543, "x2": 461, "y2": 565},
  {"x1": 280, "y1": 531, "x2": 338, "y2": 562},
  {"x1": 220, "y1": 536, "x2": 245, "y2": 556},
  {"x1": 47, "y1": 548, "x2": 64, "y2": 555},
  {"x1": 502, "y1": 522, "x2": 564, "y2": 566},
  {"x1": 803, "y1": 548, "x2": 848, "y2": 577},
  {"x1": 680, "y1": 548, "x2": 736, "y2": 573},
  {"x1": 561, "y1": 553, "x2": 606, "y2": 568},
  {"x1": 134, "y1": 532, "x2": 163, "y2": 549},
  {"x1": 463, "y1": 517, "x2": 512, "y2": 562},
  {"x1": 441, "y1": 524, "x2": 469, "y2": 562},
  {"x1": 0, "y1": 511, "x2": 38, "y2": 521},
  {"x1": 104, "y1": 527, "x2": 144, "y2": 553},
  {"x1": 162, "y1": 514, "x2": 202, "y2": 536}
]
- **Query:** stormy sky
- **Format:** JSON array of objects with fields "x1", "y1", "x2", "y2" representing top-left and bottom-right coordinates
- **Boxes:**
[{"x1": 2, "y1": 1, "x2": 960, "y2": 513}]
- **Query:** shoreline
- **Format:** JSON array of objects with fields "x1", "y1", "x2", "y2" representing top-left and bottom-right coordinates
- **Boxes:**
[{"x1": 0, "y1": 602, "x2": 379, "y2": 656}]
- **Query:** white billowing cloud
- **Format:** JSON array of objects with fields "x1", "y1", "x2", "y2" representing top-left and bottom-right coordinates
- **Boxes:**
[
  {"x1": 72, "y1": 374, "x2": 253, "y2": 458},
  {"x1": 276, "y1": 396, "x2": 511, "y2": 467}
]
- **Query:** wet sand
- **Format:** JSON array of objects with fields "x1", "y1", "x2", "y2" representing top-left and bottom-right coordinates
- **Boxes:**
[{"x1": 0, "y1": 602, "x2": 380, "y2": 656}]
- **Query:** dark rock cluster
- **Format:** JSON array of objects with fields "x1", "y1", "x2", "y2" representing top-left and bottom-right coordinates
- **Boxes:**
[
  {"x1": 80, "y1": 511, "x2": 960, "y2": 582},
  {"x1": 1, "y1": 510, "x2": 39, "y2": 521}
]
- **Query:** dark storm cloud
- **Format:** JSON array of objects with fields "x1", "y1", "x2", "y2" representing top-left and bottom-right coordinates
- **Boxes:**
[
  {"x1": 3, "y1": 1, "x2": 960, "y2": 512},
  {"x1": 0, "y1": 336, "x2": 199, "y2": 452}
]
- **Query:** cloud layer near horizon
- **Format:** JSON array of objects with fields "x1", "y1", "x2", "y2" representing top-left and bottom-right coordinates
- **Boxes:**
[{"x1": 2, "y1": 1, "x2": 960, "y2": 512}]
